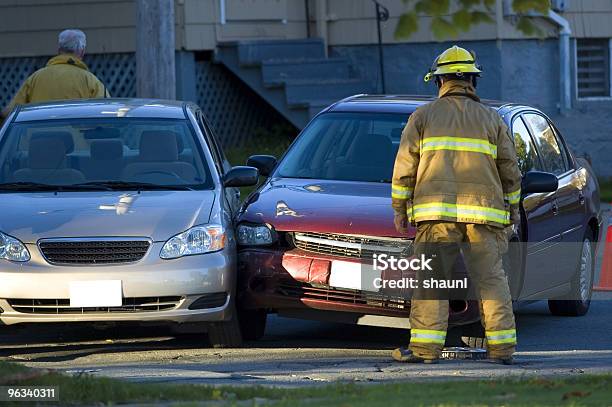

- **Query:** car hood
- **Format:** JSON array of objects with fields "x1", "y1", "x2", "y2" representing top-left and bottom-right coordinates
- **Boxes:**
[
  {"x1": 1, "y1": 190, "x2": 215, "y2": 243},
  {"x1": 239, "y1": 178, "x2": 415, "y2": 238}
]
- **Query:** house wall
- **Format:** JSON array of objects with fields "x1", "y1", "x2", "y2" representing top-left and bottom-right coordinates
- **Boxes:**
[
  {"x1": 6, "y1": 0, "x2": 612, "y2": 58},
  {"x1": 564, "y1": 0, "x2": 612, "y2": 38},
  {"x1": 331, "y1": 38, "x2": 611, "y2": 177},
  {"x1": 0, "y1": 0, "x2": 142, "y2": 57}
]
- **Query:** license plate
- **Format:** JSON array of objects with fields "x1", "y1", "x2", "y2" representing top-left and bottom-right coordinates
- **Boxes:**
[
  {"x1": 329, "y1": 260, "x2": 380, "y2": 292},
  {"x1": 69, "y1": 280, "x2": 122, "y2": 307}
]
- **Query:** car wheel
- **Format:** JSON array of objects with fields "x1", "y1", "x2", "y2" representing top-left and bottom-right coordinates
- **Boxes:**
[
  {"x1": 548, "y1": 231, "x2": 594, "y2": 317},
  {"x1": 207, "y1": 307, "x2": 243, "y2": 348},
  {"x1": 238, "y1": 308, "x2": 267, "y2": 341}
]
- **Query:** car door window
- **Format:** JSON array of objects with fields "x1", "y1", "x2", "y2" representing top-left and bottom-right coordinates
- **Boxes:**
[
  {"x1": 549, "y1": 123, "x2": 573, "y2": 171},
  {"x1": 204, "y1": 116, "x2": 232, "y2": 173},
  {"x1": 196, "y1": 112, "x2": 224, "y2": 175},
  {"x1": 512, "y1": 116, "x2": 542, "y2": 175},
  {"x1": 523, "y1": 113, "x2": 567, "y2": 176}
]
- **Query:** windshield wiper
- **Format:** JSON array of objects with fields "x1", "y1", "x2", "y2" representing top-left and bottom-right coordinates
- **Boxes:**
[
  {"x1": 0, "y1": 182, "x2": 104, "y2": 192},
  {"x1": 72, "y1": 181, "x2": 194, "y2": 191}
]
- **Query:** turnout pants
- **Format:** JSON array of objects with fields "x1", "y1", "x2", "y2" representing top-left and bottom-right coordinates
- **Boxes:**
[{"x1": 408, "y1": 221, "x2": 516, "y2": 360}]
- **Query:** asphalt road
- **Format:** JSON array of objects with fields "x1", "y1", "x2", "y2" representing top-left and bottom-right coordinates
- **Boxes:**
[
  {"x1": 1, "y1": 293, "x2": 611, "y2": 386},
  {"x1": 0, "y1": 207, "x2": 610, "y2": 386}
]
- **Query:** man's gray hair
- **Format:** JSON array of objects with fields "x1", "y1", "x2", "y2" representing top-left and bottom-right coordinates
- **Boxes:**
[{"x1": 58, "y1": 29, "x2": 87, "y2": 54}]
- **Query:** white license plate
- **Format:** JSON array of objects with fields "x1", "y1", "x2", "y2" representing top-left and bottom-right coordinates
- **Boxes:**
[
  {"x1": 69, "y1": 280, "x2": 122, "y2": 307},
  {"x1": 329, "y1": 261, "x2": 366, "y2": 291}
]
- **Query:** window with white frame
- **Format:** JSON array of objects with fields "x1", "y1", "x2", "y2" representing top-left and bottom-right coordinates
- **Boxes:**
[{"x1": 577, "y1": 38, "x2": 611, "y2": 98}]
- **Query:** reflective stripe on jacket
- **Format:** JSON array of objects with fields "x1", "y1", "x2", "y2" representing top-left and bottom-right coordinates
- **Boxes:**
[
  {"x1": 391, "y1": 80, "x2": 522, "y2": 228},
  {"x1": 7, "y1": 54, "x2": 109, "y2": 111}
]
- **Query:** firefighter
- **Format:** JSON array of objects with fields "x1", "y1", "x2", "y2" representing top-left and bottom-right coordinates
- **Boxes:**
[
  {"x1": 1, "y1": 29, "x2": 108, "y2": 119},
  {"x1": 391, "y1": 45, "x2": 522, "y2": 365}
]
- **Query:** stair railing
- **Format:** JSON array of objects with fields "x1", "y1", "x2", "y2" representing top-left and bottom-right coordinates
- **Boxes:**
[
  {"x1": 305, "y1": 0, "x2": 312, "y2": 38},
  {"x1": 371, "y1": 0, "x2": 389, "y2": 93}
]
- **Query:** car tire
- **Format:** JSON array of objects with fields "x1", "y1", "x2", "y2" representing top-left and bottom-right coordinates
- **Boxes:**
[
  {"x1": 208, "y1": 308, "x2": 243, "y2": 348},
  {"x1": 548, "y1": 230, "x2": 595, "y2": 317},
  {"x1": 238, "y1": 308, "x2": 267, "y2": 341}
]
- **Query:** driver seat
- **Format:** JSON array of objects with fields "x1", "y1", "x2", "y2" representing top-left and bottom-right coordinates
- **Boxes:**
[
  {"x1": 121, "y1": 131, "x2": 197, "y2": 183},
  {"x1": 13, "y1": 135, "x2": 85, "y2": 184}
]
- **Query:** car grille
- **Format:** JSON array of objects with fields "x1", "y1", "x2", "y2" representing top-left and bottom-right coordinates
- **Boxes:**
[
  {"x1": 292, "y1": 232, "x2": 412, "y2": 259},
  {"x1": 277, "y1": 282, "x2": 409, "y2": 311},
  {"x1": 7, "y1": 296, "x2": 183, "y2": 314},
  {"x1": 38, "y1": 240, "x2": 151, "y2": 265}
]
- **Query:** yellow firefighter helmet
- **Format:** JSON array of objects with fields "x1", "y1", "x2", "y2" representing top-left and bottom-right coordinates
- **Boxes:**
[{"x1": 424, "y1": 45, "x2": 482, "y2": 82}]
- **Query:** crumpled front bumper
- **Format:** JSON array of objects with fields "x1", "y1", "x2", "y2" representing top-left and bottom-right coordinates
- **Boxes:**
[{"x1": 237, "y1": 247, "x2": 480, "y2": 326}]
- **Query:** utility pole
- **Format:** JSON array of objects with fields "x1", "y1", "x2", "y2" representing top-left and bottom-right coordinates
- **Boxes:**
[
  {"x1": 136, "y1": 0, "x2": 176, "y2": 99},
  {"x1": 315, "y1": 0, "x2": 328, "y2": 56}
]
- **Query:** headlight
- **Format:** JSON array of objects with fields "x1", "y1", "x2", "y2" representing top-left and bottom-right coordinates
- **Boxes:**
[
  {"x1": 0, "y1": 232, "x2": 30, "y2": 262},
  {"x1": 160, "y1": 225, "x2": 226, "y2": 259},
  {"x1": 237, "y1": 223, "x2": 276, "y2": 246}
]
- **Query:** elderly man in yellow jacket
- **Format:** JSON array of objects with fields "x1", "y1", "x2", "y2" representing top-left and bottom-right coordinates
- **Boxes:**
[
  {"x1": 391, "y1": 45, "x2": 522, "y2": 365},
  {"x1": 1, "y1": 29, "x2": 108, "y2": 119}
]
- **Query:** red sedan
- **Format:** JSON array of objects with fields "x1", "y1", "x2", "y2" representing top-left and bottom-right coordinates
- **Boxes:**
[{"x1": 235, "y1": 95, "x2": 603, "y2": 341}]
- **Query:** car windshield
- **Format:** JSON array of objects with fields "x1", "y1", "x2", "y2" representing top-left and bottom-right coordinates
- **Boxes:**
[
  {"x1": 0, "y1": 118, "x2": 214, "y2": 191},
  {"x1": 276, "y1": 112, "x2": 408, "y2": 182}
]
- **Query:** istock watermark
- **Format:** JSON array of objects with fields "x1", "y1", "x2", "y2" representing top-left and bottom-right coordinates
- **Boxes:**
[
  {"x1": 373, "y1": 253, "x2": 433, "y2": 272},
  {"x1": 370, "y1": 253, "x2": 468, "y2": 291}
]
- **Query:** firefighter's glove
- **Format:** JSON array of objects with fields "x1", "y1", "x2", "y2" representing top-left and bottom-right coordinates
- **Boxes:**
[
  {"x1": 394, "y1": 212, "x2": 409, "y2": 235},
  {"x1": 510, "y1": 206, "x2": 521, "y2": 228}
]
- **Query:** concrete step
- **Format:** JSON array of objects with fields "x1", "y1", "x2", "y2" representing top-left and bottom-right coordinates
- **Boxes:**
[
  {"x1": 214, "y1": 46, "x2": 312, "y2": 129},
  {"x1": 228, "y1": 38, "x2": 326, "y2": 67},
  {"x1": 216, "y1": 39, "x2": 376, "y2": 130},
  {"x1": 285, "y1": 79, "x2": 374, "y2": 108},
  {"x1": 262, "y1": 58, "x2": 350, "y2": 87}
]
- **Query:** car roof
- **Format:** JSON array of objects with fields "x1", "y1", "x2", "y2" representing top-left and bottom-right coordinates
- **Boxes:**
[
  {"x1": 13, "y1": 99, "x2": 191, "y2": 122},
  {"x1": 325, "y1": 94, "x2": 517, "y2": 115}
]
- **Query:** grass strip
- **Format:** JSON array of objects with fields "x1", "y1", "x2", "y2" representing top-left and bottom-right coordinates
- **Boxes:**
[
  {"x1": 599, "y1": 177, "x2": 612, "y2": 204},
  {"x1": 1, "y1": 361, "x2": 611, "y2": 406}
]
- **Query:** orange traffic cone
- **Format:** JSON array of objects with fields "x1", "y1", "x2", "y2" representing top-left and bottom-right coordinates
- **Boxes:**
[{"x1": 594, "y1": 219, "x2": 612, "y2": 291}]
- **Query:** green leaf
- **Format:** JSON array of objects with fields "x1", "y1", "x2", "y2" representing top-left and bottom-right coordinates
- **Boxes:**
[
  {"x1": 431, "y1": 16, "x2": 459, "y2": 40},
  {"x1": 429, "y1": 0, "x2": 451, "y2": 15},
  {"x1": 414, "y1": 1, "x2": 430, "y2": 14},
  {"x1": 483, "y1": 0, "x2": 496, "y2": 7},
  {"x1": 516, "y1": 16, "x2": 537, "y2": 35},
  {"x1": 459, "y1": 0, "x2": 481, "y2": 8},
  {"x1": 512, "y1": 0, "x2": 550, "y2": 14},
  {"x1": 470, "y1": 11, "x2": 494, "y2": 24},
  {"x1": 395, "y1": 12, "x2": 419, "y2": 39},
  {"x1": 413, "y1": 0, "x2": 451, "y2": 16},
  {"x1": 452, "y1": 10, "x2": 473, "y2": 32},
  {"x1": 515, "y1": 16, "x2": 545, "y2": 37},
  {"x1": 512, "y1": 0, "x2": 529, "y2": 13},
  {"x1": 396, "y1": 0, "x2": 548, "y2": 40}
]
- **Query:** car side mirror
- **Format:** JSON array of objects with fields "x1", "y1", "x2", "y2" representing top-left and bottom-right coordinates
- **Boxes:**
[
  {"x1": 521, "y1": 171, "x2": 558, "y2": 194},
  {"x1": 223, "y1": 166, "x2": 259, "y2": 187},
  {"x1": 247, "y1": 155, "x2": 277, "y2": 177}
]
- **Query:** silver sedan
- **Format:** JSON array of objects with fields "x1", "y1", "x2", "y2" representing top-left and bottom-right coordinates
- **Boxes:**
[{"x1": 0, "y1": 99, "x2": 258, "y2": 347}]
